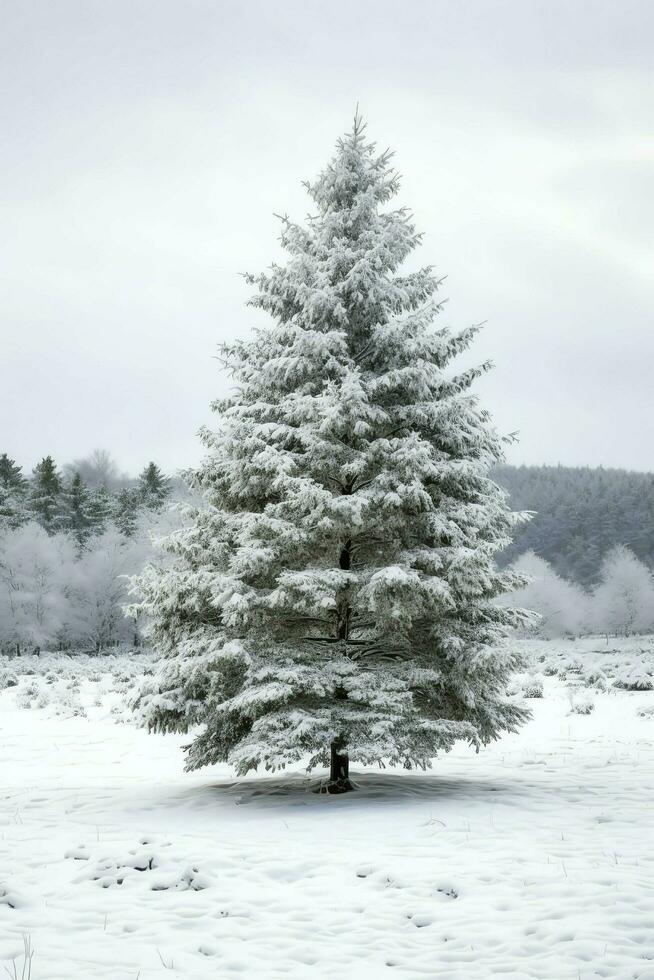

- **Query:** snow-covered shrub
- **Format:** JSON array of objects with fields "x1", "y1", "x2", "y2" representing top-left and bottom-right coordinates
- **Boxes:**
[
  {"x1": 613, "y1": 661, "x2": 654, "y2": 691},
  {"x1": 522, "y1": 674, "x2": 544, "y2": 698},
  {"x1": 0, "y1": 668, "x2": 19, "y2": 689},
  {"x1": 555, "y1": 657, "x2": 585, "y2": 682},
  {"x1": 582, "y1": 668, "x2": 608, "y2": 691},
  {"x1": 14, "y1": 679, "x2": 40, "y2": 709},
  {"x1": 568, "y1": 690, "x2": 595, "y2": 715}
]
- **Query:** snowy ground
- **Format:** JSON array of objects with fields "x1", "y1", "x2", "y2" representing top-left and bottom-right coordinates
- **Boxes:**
[{"x1": 1, "y1": 639, "x2": 654, "y2": 979}]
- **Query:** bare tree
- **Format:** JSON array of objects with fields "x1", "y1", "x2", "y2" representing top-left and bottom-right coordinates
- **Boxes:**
[{"x1": 63, "y1": 449, "x2": 127, "y2": 490}]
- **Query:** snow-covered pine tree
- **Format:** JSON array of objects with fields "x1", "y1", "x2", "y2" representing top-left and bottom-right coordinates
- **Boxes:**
[
  {"x1": 133, "y1": 115, "x2": 531, "y2": 792},
  {"x1": 0, "y1": 486, "x2": 25, "y2": 530},
  {"x1": 60, "y1": 472, "x2": 95, "y2": 549},
  {"x1": 138, "y1": 462, "x2": 171, "y2": 511},
  {"x1": 0, "y1": 453, "x2": 28, "y2": 493},
  {"x1": 87, "y1": 484, "x2": 113, "y2": 536},
  {"x1": 114, "y1": 487, "x2": 141, "y2": 537},
  {"x1": 0, "y1": 453, "x2": 29, "y2": 530},
  {"x1": 29, "y1": 456, "x2": 64, "y2": 534}
]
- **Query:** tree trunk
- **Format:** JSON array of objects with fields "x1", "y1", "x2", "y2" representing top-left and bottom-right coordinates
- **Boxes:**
[
  {"x1": 326, "y1": 740, "x2": 355, "y2": 794},
  {"x1": 319, "y1": 539, "x2": 356, "y2": 794}
]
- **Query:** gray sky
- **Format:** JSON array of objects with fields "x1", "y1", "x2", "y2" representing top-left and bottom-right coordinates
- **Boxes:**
[{"x1": 2, "y1": 0, "x2": 653, "y2": 475}]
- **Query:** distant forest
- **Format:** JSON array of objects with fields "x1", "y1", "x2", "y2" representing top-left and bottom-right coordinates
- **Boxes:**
[
  {"x1": 1, "y1": 452, "x2": 653, "y2": 649},
  {"x1": 3, "y1": 451, "x2": 653, "y2": 595},
  {"x1": 495, "y1": 465, "x2": 654, "y2": 586}
]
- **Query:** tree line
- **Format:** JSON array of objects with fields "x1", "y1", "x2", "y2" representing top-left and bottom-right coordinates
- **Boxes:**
[
  {"x1": 0, "y1": 450, "x2": 180, "y2": 655},
  {"x1": 492, "y1": 465, "x2": 654, "y2": 637},
  {"x1": 495, "y1": 464, "x2": 654, "y2": 587},
  {"x1": 0, "y1": 451, "x2": 172, "y2": 543},
  {"x1": 2, "y1": 451, "x2": 654, "y2": 654}
]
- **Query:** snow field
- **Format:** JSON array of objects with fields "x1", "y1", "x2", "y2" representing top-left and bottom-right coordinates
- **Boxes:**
[{"x1": 1, "y1": 639, "x2": 654, "y2": 979}]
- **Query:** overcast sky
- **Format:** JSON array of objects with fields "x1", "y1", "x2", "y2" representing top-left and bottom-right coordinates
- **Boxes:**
[{"x1": 2, "y1": 0, "x2": 652, "y2": 476}]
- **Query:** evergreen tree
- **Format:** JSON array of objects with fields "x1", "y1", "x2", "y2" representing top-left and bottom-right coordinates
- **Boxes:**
[
  {"x1": 114, "y1": 487, "x2": 141, "y2": 537},
  {"x1": 138, "y1": 462, "x2": 171, "y2": 511},
  {"x1": 133, "y1": 116, "x2": 531, "y2": 792},
  {"x1": 88, "y1": 485, "x2": 113, "y2": 537},
  {"x1": 0, "y1": 454, "x2": 29, "y2": 529},
  {"x1": 0, "y1": 453, "x2": 28, "y2": 493},
  {"x1": 29, "y1": 456, "x2": 63, "y2": 534},
  {"x1": 0, "y1": 486, "x2": 25, "y2": 529},
  {"x1": 60, "y1": 472, "x2": 95, "y2": 549}
]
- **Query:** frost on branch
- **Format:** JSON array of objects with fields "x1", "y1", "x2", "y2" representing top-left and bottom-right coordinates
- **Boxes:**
[{"x1": 131, "y1": 114, "x2": 532, "y2": 781}]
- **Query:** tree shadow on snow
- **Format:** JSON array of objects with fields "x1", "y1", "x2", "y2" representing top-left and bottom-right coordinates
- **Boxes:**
[{"x1": 200, "y1": 769, "x2": 522, "y2": 810}]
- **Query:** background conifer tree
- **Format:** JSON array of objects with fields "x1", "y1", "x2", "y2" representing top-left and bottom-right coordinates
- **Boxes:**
[
  {"x1": 0, "y1": 453, "x2": 29, "y2": 529},
  {"x1": 138, "y1": 462, "x2": 171, "y2": 511},
  {"x1": 134, "y1": 116, "x2": 531, "y2": 791},
  {"x1": 114, "y1": 487, "x2": 141, "y2": 537},
  {"x1": 60, "y1": 472, "x2": 95, "y2": 549},
  {"x1": 29, "y1": 456, "x2": 63, "y2": 534},
  {"x1": 0, "y1": 453, "x2": 28, "y2": 493},
  {"x1": 88, "y1": 485, "x2": 113, "y2": 537}
]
